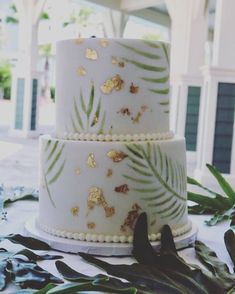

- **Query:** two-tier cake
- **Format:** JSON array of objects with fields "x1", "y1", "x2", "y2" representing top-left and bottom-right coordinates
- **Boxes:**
[{"x1": 38, "y1": 38, "x2": 191, "y2": 243}]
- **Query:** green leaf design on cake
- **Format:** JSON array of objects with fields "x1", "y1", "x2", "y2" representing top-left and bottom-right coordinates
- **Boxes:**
[
  {"x1": 70, "y1": 84, "x2": 107, "y2": 134},
  {"x1": 43, "y1": 140, "x2": 66, "y2": 208},
  {"x1": 117, "y1": 40, "x2": 170, "y2": 112},
  {"x1": 124, "y1": 143, "x2": 186, "y2": 221}
]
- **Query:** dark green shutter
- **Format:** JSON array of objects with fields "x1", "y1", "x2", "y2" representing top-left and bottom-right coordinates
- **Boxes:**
[
  {"x1": 30, "y1": 79, "x2": 38, "y2": 130},
  {"x1": 185, "y1": 86, "x2": 201, "y2": 151},
  {"x1": 212, "y1": 83, "x2": 235, "y2": 173},
  {"x1": 15, "y1": 78, "x2": 25, "y2": 130}
]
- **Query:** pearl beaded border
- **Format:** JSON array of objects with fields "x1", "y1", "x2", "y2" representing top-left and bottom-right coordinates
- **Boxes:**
[
  {"x1": 37, "y1": 220, "x2": 192, "y2": 243},
  {"x1": 56, "y1": 131, "x2": 174, "y2": 142}
]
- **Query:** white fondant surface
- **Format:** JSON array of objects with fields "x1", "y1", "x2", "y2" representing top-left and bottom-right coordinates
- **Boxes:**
[
  {"x1": 56, "y1": 38, "x2": 170, "y2": 136},
  {"x1": 39, "y1": 135, "x2": 188, "y2": 241}
]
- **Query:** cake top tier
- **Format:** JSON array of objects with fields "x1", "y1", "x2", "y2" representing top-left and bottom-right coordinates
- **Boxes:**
[{"x1": 56, "y1": 38, "x2": 170, "y2": 138}]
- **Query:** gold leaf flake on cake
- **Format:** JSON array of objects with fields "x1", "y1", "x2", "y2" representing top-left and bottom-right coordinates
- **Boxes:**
[
  {"x1": 112, "y1": 56, "x2": 118, "y2": 65},
  {"x1": 75, "y1": 37, "x2": 84, "y2": 45},
  {"x1": 87, "y1": 153, "x2": 97, "y2": 168},
  {"x1": 130, "y1": 82, "x2": 139, "y2": 94},
  {"x1": 111, "y1": 56, "x2": 125, "y2": 68},
  {"x1": 100, "y1": 38, "x2": 108, "y2": 47},
  {"x1": 85, "y1": 48, "x2": 98, "y2": 60},
  {"x1": 121, "y1": 203, "x2": 142, "y2": 232},
  {"x1": 114, "y1": 184, "x2": 129, "y2": 194},
  {"x1": 77, "y1": 66, "x2": 86, "y2": 76},
  {"x1": 71, "y1": 206, "x2": 79, "y2": 216},
  {"x1": 75, "y1": 167, "x2": 81, "y2": 175},
  {"x1": 107, "y1": 150, "x2": 128, "y2": 162},
  {"x1": 117, "y1": 107, "x2": 131, "y2": 116},
  {"x1": 100, "y1": 79, "x2": 115, "y2": 94},
  {"x1": 112, "y1": 74, "x2": 124, "y2": 91},
  {"x1": 131, "y1": 105, "x2": 149, "y2": 124},
  {"x1": 100, "y1": 75, "x2": 124, "y2": 94},
  {"x1": 106, "y1": 168, "x2": 113, "y2": 177},
  {"x1": 87, "y1": 222, "x2": 96, "y2": 229},
  {"x1": 87, "y1": 187, "x2": 115, "y2": 217}
]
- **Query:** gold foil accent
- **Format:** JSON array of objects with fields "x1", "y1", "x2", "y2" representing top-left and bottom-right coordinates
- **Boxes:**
[
  {"x1": 112, "y1": 56, "x2": 125, "y2": 68},
  {"x1": 130, "y1": 82, "x2": 139, "y2": 94},
  {"x1": 75, "y1": 37, "x2": 84, "y2": 45},
  {"x1": 75, "y1": 167, "x2": 81, "y2": 175},
  {"x1": 107, "y1": 150, "x2": 128, "y2": 162},
  {"x1": 77, "y1": 66, "x2": 86, "y2": 76},
  {"x1": 87, "y1": 222, "x2": 96, "y2": 229},
  {"x1": 114, "y1": 184, "x2": 129, "y2": 194},
  {"x1": 112, "y1": 74, "x2": 124, "y2": 91},
  {"x1": 101, "y1": 79, "x2": 115, "y2": 94},
  {"x1": 121, "y1": 203, "x2": 142, "y2": 232},
  {"x1": 131, "y1": 105, "x2": 149, "y2": 124},
  {"x1": 85, "y1": 48, "x2": 98, "y2": 60},
  {"x1": 100, "y1": 38, "x2": 108, "y2": 47},
  {"x1": 87, "y1": 153, "x2": 97, "y2": 168},
  {"x1": 71, "y1": 206, "x2": 79, "y2": 216},
  {"x1": 100, "y1": 74, "x2": 124, "y2": 94},
  {"x1": 117, "y1": 107, "x2": 131, "y2": 116},
  {"x1": 106, "y1": 169, "x2": 113, "y2": 177},
  {"x1": 87, "y1": 187, "x2": 115, "y2": 217}
]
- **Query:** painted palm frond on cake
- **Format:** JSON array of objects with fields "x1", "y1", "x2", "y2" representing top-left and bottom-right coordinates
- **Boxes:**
[
  {"x1": 117, "y1": 40, "x2": 170, "y2": 111},
  {"x1": 43, "y1": 140, "x2": 66, "y2": 208},
  {"x1": 123, "y1": 143, "x2": 186, "y2": 221},
  {"x1": 70, "y1": 84, "x2": 107, "y2": 134}
]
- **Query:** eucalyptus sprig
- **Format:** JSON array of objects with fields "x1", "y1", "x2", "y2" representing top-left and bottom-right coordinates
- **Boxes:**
[
  {"x1": 0, "y1": 234, "x2": 63, "y2": 291},
  {"x1": 187, "y1": 163, "x2": 235, "y2": 226}
]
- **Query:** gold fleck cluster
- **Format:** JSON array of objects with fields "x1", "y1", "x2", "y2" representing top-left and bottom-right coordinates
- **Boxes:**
[
  {"x1": 71, "y1": 206, "x2": 79, "y2": 216},
  {"x1": 114, "y1": 184, "x2": 129, "y2": 194},
  {"x1": 87, "y1": 187, "x2": 115, "y2": 218},
  {"x1": 85, "y1": 48, "x2": 98, "y2": 60},
  {"x1": 121, "y1": 203, "x2": 142, "y2": 232},
  {"x1": 87, "y1": 153, "x2": 97, "y2": 168},
  {"x1": 87, "y1": 222, "x2": 96, "y2": 229},
  {"x1": 107, "y1": 150, "x2": 128, "y2": 162},
  {"x1": 112, "y1": 56, "x2": 125, "y2": 68},
  {"x1": 101, "y1": 74, "x2": 124, "y2": 94}
]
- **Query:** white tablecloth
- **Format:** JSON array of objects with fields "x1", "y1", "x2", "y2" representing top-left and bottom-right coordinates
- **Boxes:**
[{"x1": 0, "y1": 200, "x2": 233, "y2": 293}]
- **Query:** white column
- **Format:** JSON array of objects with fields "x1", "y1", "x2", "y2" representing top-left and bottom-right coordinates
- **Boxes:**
[
  {"x1": 102, "y1": 9, "x2": 129, "y2": 38},
  {"x1": 9, "y1": 0, "x2": 45, "y2": 138},
  {"x1": 166, "y1": 0, "x2": 207, "y2": 161},
  {"x1": 195, "y1": 0, "x2": 235, "y2": 185}
]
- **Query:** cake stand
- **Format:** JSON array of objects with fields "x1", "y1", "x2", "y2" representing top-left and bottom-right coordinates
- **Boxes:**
[{"x1": 24, "y1": 217, "x2": 198, "y2": 256}]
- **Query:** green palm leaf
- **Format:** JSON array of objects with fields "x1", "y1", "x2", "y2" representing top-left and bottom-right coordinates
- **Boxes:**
[
  {"x1": 150, "y1": 88, "x2": 169, "y2": 95},
  {"x1": 124, "y1": 143, "x2": 186, "y2": 220},
  {"x1": 74, "y1": 98, "x2": 84, "y2": 130},
  {"x1": 143, "y1": 40, "x2": 161, "y2": 49},
  {"x1": 80, "y1": 90, "x2": 86, "y2": 114},
  {"x1": 43, "y1": 142, "x2": 66, "y2": 207},
  {"x1": 87, "y1": 84, "x2": 95, "y2": 120},
  {"x1": 117, "y1": 41, "x2": 161, "y2": 59},
  {"x1": 123, "y1": 58, "x2": 166, "y2": 72},
  {"x1": 161, "y1": 43, "x2": 170, "y2": 65},
  {"x1": 159, "y1": 100, "x2": 169, "y2": 106},
  {"x1": 141, "y1": 76, "x2": 169, "y2": 83},
  {"x1": 97, "y1": 112, "x2": 106, "y2": 135},
  {"x1": 91, "y1": 97, "x2": 101, "y2": 127}
]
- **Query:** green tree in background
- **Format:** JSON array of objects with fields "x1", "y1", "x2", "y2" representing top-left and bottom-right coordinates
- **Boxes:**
[{"x1": 0, "y1": 59, "x2": 12, "y2": 100}]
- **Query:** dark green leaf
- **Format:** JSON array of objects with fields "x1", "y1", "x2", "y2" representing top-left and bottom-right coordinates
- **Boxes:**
[
  {"x1": 87, "y1": 84, "x2": 95, "y2": 119},
  {"x1": 0, "y1": 259, "x2": 8, "y2": 291},
  {"x1": 206, "y1": 164, "x2": 235, "y2": 202},
  {"x1": 188, "y1": 204, "x2": 214, "y2": 215},
  {"x1": 1, "y1": 234, "x2": 51, "y2": 250},
  {"x1": 55, "y1": 260, "x2": 107, "y2": 282},
  {"x1": 188, "y1": 191, "x2": 231, "y2": 211},
  {"x1": 224, "y1": 229, "x2": 235, "y2": 269},
  {"x1": 195, "y1": 240, "x2": 235, "y2": 290},
  {"x1": 34, "y1": 283, "x2": 57, "y2": 293},
  {"x1": 205, "y1": 209, "x2": 234, "y2": 226},
  {"x1": 15, "y1": 249, "x2": 63, "y2": 262},
  {"x1": 10, "y1": 258, "x2": 63, "y2": 289}
]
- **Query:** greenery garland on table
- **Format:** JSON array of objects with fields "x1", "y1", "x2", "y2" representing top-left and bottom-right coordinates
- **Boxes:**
[
  {"x1": 1, "y1": 213, "x2": 235, "y2": 293},
  {"x1": 187, "y1": 163, "x2": 235, "y2": 227}
]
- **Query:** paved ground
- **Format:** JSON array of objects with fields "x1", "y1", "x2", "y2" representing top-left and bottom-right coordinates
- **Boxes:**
[
  {"x1": 0, "y1": 100, "x2": 55, "y2": 187},
  {"x1": 0, "y1": 99, "x2": 197, "y2": 188}
]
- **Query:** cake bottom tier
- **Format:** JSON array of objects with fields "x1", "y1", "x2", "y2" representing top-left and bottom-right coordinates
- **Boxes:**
[{"x1": 38, "y1": 135, "x2": 189, "y2": 243}]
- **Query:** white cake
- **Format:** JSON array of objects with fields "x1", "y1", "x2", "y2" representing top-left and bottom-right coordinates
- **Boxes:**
[{"x1": 38, "y1": 38, "x2": 190, "y2": 243}]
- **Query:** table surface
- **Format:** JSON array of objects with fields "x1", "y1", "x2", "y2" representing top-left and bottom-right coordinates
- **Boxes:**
[{"x1": 0, "y1": 199, "x2": 233, "y2": 293}]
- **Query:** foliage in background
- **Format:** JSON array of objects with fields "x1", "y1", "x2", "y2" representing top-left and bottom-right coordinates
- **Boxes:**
[
  {"x1": 0, "y1": 59, "x2": 12, "y2": 99},
  {"x1": 188, "y1": 163, "x2": 235, "y2": 227},
  {"x1": 62, "y1": 7, "x2": 94, "y2": 28}
]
